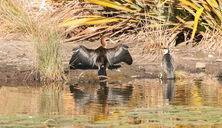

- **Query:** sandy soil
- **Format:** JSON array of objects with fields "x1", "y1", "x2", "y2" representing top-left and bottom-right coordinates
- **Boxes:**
[{"x1": 0, "y1": 37, "x2": 221, "y2": 83}]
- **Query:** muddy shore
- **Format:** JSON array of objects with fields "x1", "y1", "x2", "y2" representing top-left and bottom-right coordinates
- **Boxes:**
[{"x1": 0, "y1": 37, "x2": 221, "y2": 83}]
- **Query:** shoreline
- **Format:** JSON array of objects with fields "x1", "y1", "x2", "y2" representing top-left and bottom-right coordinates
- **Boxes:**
[{"x1": 0, "y1": 38, "x2": 221, "y2": 83}]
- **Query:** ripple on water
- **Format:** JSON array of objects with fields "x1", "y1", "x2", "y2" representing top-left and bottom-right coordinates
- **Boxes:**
[{"x1": 0, "y1": 76, "x2": 222, "y2": 127}]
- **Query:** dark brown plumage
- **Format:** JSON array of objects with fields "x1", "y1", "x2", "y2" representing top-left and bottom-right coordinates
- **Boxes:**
[
  {"x1": 69, "y1": 38, "x2": 133, "y2": 78},
  {"x1": 161, "y1": 48, "x2": 175, "y2": 79}
]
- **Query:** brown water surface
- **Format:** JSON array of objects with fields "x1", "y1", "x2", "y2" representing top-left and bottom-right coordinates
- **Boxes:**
[{"x1": 0, "y1": 77, "x2": 222, "y2": 127}]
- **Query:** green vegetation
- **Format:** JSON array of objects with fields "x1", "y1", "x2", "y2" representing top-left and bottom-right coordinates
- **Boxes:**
[
  {"x1": 0, "y1": 115, "x2": 89, "y2": 128},
  {"x1": 33, "y1": 23, "x2": 65, "y2": 81},
  {"x1": 1, "y1": 106, "x2": 222, "y2": 127},
  {"x1": 127, "y1": 106, "x2": 222, "y2": 127}
]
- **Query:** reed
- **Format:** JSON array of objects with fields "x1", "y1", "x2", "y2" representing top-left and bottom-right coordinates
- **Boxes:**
[
  {"x1": 0, "y1": 0, "x2": 65, "y2": 81},
  {"x1": 33, "y1": 22, "x2": 65, "y2": 81}
]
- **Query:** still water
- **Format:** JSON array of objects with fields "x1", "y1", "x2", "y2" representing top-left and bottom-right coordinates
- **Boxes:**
[{"x1": 0, "y1": 77, "x2": 222, "y2": 127}]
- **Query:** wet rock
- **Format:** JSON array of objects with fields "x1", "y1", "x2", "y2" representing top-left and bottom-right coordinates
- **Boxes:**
[
  {"x1": 196, "y1": 62, "x2": 206, "y2": 73},
  {"x1": 217, "y1": 72, "x2": 222, "y2": 82}
]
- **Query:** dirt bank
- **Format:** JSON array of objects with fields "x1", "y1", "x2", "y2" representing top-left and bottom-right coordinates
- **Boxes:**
[{"x1": 0, "y1": 37, "x2": 221, "y2": 83}]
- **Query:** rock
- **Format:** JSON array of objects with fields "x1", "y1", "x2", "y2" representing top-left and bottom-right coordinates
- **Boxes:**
[{"x1": 196, "y1": 62, "x2": 206, "y2": 73}]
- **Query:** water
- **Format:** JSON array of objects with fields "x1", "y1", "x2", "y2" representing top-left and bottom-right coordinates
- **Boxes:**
[{"x1": 0, "y1": 77, "x2": 222, "y2": 127}]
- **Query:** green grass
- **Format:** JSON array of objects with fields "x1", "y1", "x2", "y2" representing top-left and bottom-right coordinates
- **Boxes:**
[
  {"x1": 1, "y1": 106, "x2": 222, "y2": 127},
  {"x1": 33, "y1": 22, "x2": 65, "y2": 81},
  {"x1": 128, "y1": 106, "x2": 222, "y2": 127},
  {"x1": 0, "y1": 115, "x2": 89, "y2": 128}
]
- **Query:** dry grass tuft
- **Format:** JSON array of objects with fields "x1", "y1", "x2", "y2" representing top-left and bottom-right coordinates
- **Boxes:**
[
  {"x1": 0, "y1": 0, "x2": 65, "y2": 81},
  {"x1": 197, "y1": 30, "x2": 222, "y2": 54},
  {"x1": 33, "y1": 22, "x2": 65, "y2": 81},
  {"x1": 0, "y1": 0, "x2": 36, "y2": 34},
  {"x1": 126, "y1": 27, "x2": 176, "y2": 64},
  {"x1": 141, "y1": 28, "x2": 174, "y2": 54}
]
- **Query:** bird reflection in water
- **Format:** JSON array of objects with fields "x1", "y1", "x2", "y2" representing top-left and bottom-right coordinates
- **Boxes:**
[
  {"x1": 69, "y1": 81, "x2": 133, "y2": 120},
  {"x1": 163, "y1": 79, "x2": 175, "y2": 105},
  {"x1": 96, "y1": 81, "x2": 109, "y2": 117}
]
